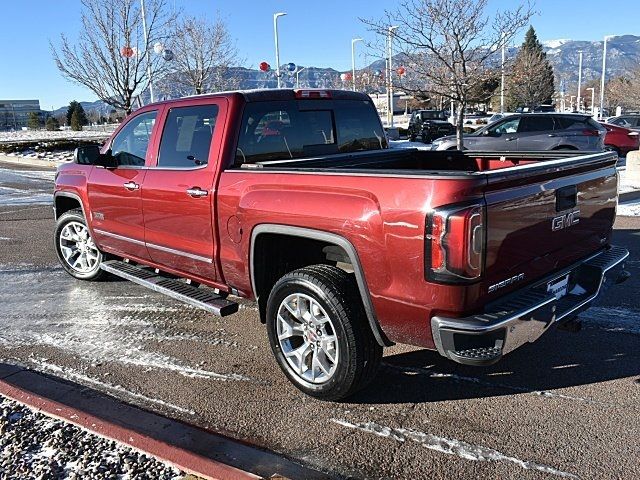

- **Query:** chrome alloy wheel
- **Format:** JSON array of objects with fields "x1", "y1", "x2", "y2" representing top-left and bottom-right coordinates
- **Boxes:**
[
  {"x1": 58, "y1": 221, "x2": 100, "y2": 273},
  {"x1": 277, "y1": 293, "x2": 339, "y2": 384}
]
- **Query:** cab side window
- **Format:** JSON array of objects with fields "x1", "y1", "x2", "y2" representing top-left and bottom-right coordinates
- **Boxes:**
[
  {"x1": 111, "y1": 111, "x2": 157, "y2": 167},
  {"x1": 157, "y1": 105, "x2": 219, "y2": 168}
]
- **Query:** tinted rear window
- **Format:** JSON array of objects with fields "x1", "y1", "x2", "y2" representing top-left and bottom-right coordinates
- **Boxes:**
[
  {"x1": 554, "y1": 116, "x2": 589, "y2": 130},
  {"x1": 518, "y1": 116, "x2": 554, "y2": 132},
  {"x1": 234, "y1": 100, "x2": 386, "y2": 166}
]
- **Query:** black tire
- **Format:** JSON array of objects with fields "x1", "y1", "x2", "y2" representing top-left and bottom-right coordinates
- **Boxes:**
[
  {"x1": 54, "y1": 209, "x2": 106, "y2": 281},
  {"x1": 266, "y1": 265, "x2": 382, "y2": 401},
  {"x1": 605, "y1": 145, "x2": 621, "y2": 157},
  {"x1": 409, "y1": 134, "x2": 417, "y2": 142},
  {"x1": 421, "y1": 133, "x2": 432, "y2": 144}
]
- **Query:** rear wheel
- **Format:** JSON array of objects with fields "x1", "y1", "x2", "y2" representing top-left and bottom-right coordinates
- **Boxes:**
[
  {"x1": 605, "y1": 145, "x2": 621, "y2": 157},
  {"x1": 266, "y1": 265, "x2": 382, "y2": 401},
  {"x1": 54, "y1": 209, "x2": 106, "y2": 281},
  {"x1": 421, "y1": 132, "x2": 432, "y2": 143}
]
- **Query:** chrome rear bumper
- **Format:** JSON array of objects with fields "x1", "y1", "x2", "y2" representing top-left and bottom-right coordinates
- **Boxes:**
[{"x1": 430, "y1": 245, "x2": 630, "y2": 366}]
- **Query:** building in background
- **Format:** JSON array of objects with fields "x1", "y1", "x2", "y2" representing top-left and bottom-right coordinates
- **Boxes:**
[{"x1": 0, "y1": 100, "x2": 41, "y2": 130}]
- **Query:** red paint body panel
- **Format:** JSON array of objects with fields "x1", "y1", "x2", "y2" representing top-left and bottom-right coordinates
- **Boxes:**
[
  {"x1": 54, "y1": 90, "x2": 621, "y2": 350},
  {"x1": 601, "y1": 122, "x2": 640, "y2": 155}
]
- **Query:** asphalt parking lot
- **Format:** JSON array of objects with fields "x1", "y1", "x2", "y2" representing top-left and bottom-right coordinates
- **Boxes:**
[{"x1": 1, "y1": 163, "x2": 639, "y2": 479}]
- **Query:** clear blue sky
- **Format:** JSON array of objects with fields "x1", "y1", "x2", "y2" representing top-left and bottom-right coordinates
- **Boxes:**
[{"x1": 0, "y1": 0, "x2": 637, "y2": 110}]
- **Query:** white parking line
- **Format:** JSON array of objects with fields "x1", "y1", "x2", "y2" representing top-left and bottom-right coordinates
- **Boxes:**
[{"x1": 332, "y1": 419, "x2": 579, "y2": 478}]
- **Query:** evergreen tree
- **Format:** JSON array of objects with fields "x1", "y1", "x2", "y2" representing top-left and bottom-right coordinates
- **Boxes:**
[
  {"x1": 46, "y1": 116, "x2": 60, "y2": 131},
  {"x1": 75, "y1": 102, "x2": 89, "y2": 126},
  {"x1": 27, "y1": 112, "x2": 41, "y2": 129},
  {"x1": 66, "y1": 100, "x2": 79, "y2": 125},
  {"x1": 507, "y1": 26, "x2": 555, "y2": 109},
  {"x1": 70, "y1": 109, "x2": 83, "y2": 131}
]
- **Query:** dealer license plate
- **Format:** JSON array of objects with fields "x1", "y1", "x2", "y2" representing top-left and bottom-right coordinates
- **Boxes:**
[{"x1": 547, "y1": 274, "x2": 570, "y2": 300}]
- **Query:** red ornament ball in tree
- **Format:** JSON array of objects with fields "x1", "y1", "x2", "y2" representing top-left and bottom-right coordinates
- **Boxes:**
[
  {"x1": 121, "y1": 46, "x2": 134, "y2": 58},
  {"x1": 396, "y1": 66, "x2": 406, "y2": 76},
  {"x1": 259, "y1": 61, "x2": 270, "y2": 72}
]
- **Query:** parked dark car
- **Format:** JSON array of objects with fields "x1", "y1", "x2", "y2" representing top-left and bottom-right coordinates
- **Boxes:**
[
  {"x1": 431, "y1": 113, "x2": 606, "y2": 151},
  {"x1": 408, "y1": 110, "x2": 455, "y2": 143}
]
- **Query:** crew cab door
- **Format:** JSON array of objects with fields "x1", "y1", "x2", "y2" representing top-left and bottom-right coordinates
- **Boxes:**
[
  {"x1": 88, "y1": 109, "x2": 159, "y2": 260},
  {"x1": 141, "y1": 99, "x2": 227, "y2": 280}
]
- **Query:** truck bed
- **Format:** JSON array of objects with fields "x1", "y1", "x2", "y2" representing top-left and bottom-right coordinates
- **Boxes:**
[{"x1": 239, "y1": 148, "x2": 613, "y2": 176}]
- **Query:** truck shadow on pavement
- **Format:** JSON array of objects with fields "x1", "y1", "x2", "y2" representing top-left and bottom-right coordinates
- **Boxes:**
[{"x1": 352, "y1": 326, "x2": 640, "y2": 404}]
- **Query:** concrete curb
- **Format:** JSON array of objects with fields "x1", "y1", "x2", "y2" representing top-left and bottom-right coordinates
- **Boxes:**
[
  {"x1": 0, "y1": 154, "x2": 64, "y2": 169},
  {"x1": 0, "y1": 364, "x2": 327, "y2": 480}
]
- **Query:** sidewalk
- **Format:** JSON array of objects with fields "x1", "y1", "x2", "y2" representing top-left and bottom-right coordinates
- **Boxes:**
[{"x1": 0, "y1": 364, "x2": 328, "y2": 480}]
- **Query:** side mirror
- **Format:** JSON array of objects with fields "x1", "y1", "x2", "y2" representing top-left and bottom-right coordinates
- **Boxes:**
[
  {"x1": 74, "y1": 145, "x2": 101, "y2": 165},
  {"x1": 95, "y1": 149, "x2": 118, "y2": 169}
]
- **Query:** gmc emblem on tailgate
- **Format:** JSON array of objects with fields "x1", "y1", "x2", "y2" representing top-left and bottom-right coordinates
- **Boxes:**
[{"x1": 552, "y1": 210, "x2": 580, "y2": 231}]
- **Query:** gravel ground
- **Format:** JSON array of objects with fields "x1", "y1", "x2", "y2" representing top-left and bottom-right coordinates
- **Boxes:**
[{"x1": 0, "y1": 394, "x2": 184, "y2": 480}]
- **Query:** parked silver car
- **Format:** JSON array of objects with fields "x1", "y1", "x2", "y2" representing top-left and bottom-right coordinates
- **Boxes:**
[
  {"x1": 606, "y1": 114, "x2": 640, "y2": 132},
  {"x1": 431, "y1": 113, "x2": 606, "y2": 151}
]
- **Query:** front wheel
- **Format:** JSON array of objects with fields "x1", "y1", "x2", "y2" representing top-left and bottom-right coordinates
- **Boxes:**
[
  {"x1": 266, "y1": 265, "x2": 382, "y2": 401},
  {"x1": 54, "y1": 209, "x2": 106, "y2": 281}
]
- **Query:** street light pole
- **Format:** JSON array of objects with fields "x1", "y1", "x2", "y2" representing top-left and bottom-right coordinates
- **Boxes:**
[
  {"x1": 387, "y1": 26, "x2": 399, "y2": 128},
  {"x1": 273, "y1": 13, "x2": 287, "y2": 88},
  {"x1": 500, "y1": 32, "x2": 505, "y2": 113},
  {"x1": 295, "y1": 67, "x2": 306, "y2": 88},
  {"x1": 351, "y1": 38, "x2": 363, "y2": 92},
  {"x1": 599, "y1": 35, "x2": 612, "y2": 118},
  {"x1": 140, "y1": 0, "x2": 154, "y2": 103},
  {"x1": 576, "y1": 51, "x2": 583, "y2": 112}
]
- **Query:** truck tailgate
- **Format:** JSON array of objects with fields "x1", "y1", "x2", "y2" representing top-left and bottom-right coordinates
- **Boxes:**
[{"x1": 482, "y1": 152, "x2": 618, "y2": 297}]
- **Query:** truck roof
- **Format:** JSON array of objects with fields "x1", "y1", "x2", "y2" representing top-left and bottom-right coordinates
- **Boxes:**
[{"x1": 145, "y1": 89, "x2": 371, "y2": 108}]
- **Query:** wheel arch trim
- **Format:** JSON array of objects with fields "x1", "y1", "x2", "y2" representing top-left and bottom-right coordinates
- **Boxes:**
[
  {"x1": 249, "y1": 224, "x2": 392, "y2": 347},
  {"x1": 53, "y1": 191, "x2": 88, "y2": 220}
]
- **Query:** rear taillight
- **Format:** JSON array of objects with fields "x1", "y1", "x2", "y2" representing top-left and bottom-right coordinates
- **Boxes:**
[
  {"x1": 426, "y1": 202, "x2": 485, "y2": 283},
  {"x1": 582, "y1": 129, "x2": 601, "y2": 137}
]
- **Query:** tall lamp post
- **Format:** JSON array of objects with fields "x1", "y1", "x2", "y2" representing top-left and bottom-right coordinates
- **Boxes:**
[
  {"x1": 599, "y1": 35, "x2": 613, "y2": 118},
  {"x1": 295, "y1": 67, "x2": 306, "y2": 88},
  {"x1": 387, "y1": 25, "x2": 399, "y2": 128},
  {"x1": 576, "y1": 51, "x2": 583, "y2": 112},
  {"x1": 273, "y1": 12, "x2": 287, "y2": 88},
  {"x1": 140, "y1": 0, "x2": 154, "y2": 103},
  {"x1": 500, "y1": 32, "x2": 506, "y2": 113},
  {"x1": 351, "y1": 38, "x2": 363, "y2": 92}
]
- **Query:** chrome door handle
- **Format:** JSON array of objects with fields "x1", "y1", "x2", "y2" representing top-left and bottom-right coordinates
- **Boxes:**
[
  {"x1": 548, "y1": 134, "x2": 557, "y2": 137},
  {"x1": 123, "y1": 181, "x2": 139, "y2": 191},
  {"x1": 505, "y1": 137, "x2": 516, "y2": 141},
  {"x1": 186, "y1": 187, "x2": 208, "y2": 198}
]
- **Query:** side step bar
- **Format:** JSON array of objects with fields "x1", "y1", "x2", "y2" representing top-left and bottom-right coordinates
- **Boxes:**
[{"x1": 100, "y1": 260, "x2": 239, "y2": 317}]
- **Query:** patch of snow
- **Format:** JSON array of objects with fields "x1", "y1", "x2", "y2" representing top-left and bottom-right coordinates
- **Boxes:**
[
  {"x1": 543, "y1": 39, "x2": 570, "y2": 49},
  {"x1": 0, "y1": 129, "x2": 113, "y2": 143},
  {"x1": 579, "y1": 307, "x2": 640, "y2": 335},
  {"x1": 617, "y1": 199, "x2": 640, "y2": 217},
  {"x1": 331, "y1": 419, "x2": 578, "y2": 478},
  {"x1": 389, "y1": 139, "x2": 433, "y2": 150}
]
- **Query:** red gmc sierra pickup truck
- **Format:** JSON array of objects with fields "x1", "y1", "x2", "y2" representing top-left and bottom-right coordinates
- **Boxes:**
[{"x1": 53, "y1": 89, "x2": 629, "y2": 400}]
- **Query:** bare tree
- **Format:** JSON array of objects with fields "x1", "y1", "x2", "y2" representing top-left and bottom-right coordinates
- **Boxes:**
[
  {"x1": 606, "y1": 69, "x2": 640, "y2": 111},
  {"x1": 166, "y1": 15, "x2": 240, "y2": 96},
  {"x1": 51, "y1": 0, "x2": 174, "y2": 114},
  {"x1": 364, "y1": 0, "x2": 533, "y2": 149}
]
